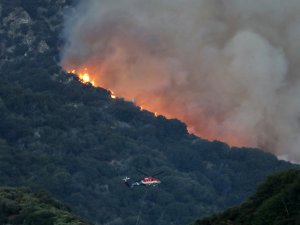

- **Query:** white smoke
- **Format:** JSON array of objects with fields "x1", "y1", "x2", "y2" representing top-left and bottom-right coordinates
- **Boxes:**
[{"x1": 61, "y1": 0, "x2": 300, "y2": 161}]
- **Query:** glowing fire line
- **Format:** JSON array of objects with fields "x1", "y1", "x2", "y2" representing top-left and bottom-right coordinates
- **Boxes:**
[
  {"x1": 68, "y1": 69, "x2": 120, "y2": 100},
  {"x1": 68, "y1": 69, "x2": 95, "y2": 86},
  {"x1": 66, "y1": 67, "x2": 251, "y2": 146},
  {"x1": 67, "y1": 69, "x2": 159, "y2": 116}
]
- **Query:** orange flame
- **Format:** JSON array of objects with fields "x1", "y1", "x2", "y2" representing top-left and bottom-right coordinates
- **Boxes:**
[
  {"x1": 68, "y1": 69, "x2": 95, "y2": 86},
  {"x1": 66, "y1": 67, "x2": 252, "y2": 148},
  {"x1": 68, "y1": 68, "x2": 120, "y2": 100},
  {"x1": 110, "y1": 91, "x2": 116, "y2": 99}
]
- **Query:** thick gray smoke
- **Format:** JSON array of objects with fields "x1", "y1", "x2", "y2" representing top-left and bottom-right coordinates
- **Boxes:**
[{"x1": 61, "y1": 0, "x2": 300, "y2": 161}]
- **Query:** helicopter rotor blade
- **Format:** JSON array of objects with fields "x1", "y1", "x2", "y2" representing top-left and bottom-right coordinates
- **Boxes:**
[
  {"x1": 152, "y1": 171, "x2": 164, "y2": 177},
  {"x1": 137, "y1": 169, "x2": 149, "y2": 177}
]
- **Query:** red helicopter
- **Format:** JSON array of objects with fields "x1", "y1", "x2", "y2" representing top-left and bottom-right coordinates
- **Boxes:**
[{"x1": 123, "y1": 170, "x2": 164, "y2": 188}]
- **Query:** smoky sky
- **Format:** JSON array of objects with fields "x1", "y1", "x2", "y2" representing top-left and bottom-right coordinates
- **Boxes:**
[{"x1": 61, "y1": 0, "x2": 300, "y2": 162}]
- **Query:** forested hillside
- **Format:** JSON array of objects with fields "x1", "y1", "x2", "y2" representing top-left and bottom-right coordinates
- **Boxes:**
[
  {"x1": 0, "y1": 187, "x2": 92, "y2": 225},
  {"x1": 191, "y1": 169, "x2": 300, "y2": 225},
  {"x1": 0, "y1": 1, "x2": 297, "y2": 225}
]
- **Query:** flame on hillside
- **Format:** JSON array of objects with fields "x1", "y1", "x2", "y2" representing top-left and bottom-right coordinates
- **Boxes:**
[
  {"x1": 68, "y1": 68, "x2": 95, "y2": 86},
  {"x1": 67, "y1": 67, "x2": 164, "y2": 119},
  {"x1": 66, "y1": 67, "x2": 243, "y2": 144},
  {"x1": 68, "y1": 68, "x2": 120, "y2": 100},
  {"x1": 60, "y1": 0, "x2": 300, "y2": 161},
  {"x1": 110, "y1": 91, "x2": 116, "y2": 99}
]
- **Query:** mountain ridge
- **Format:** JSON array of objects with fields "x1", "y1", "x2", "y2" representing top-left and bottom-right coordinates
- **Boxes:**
[{"x1": 0, "y1": 1, "x2": 298, "y2": 225}]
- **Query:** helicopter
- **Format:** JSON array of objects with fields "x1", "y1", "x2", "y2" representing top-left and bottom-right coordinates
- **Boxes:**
[{"x1": 122, "y1": 169, "x2": 164, "y2": 188}]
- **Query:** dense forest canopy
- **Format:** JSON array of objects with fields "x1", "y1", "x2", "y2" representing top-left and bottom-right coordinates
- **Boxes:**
[
  {"x1": 0, "y1": 187, "x2": 92, "y2": 225},
  {"x1": 0, "y1": 1, "x2": 298, "y2": 225},
  {"x1": 192, "y1": 169, "x2": 300, "y2": 225}
]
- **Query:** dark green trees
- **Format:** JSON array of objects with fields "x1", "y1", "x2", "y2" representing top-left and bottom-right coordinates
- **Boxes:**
[
  {"x1": 191, "y1": 169, "x2": 300, "y2": 225},
  {"x1": 0, "y1": 187, "x2": 92, "y2": 225}
]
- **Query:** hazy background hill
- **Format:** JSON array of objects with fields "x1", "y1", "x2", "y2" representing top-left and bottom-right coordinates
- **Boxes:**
[{"x1": 0, "y1": 1, "x2": 297, "y2": 225}]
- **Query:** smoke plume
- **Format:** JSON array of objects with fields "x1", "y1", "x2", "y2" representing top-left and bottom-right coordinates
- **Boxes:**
[{"x1": 61, "y1": 0, "x2": 300, "y2": 161}]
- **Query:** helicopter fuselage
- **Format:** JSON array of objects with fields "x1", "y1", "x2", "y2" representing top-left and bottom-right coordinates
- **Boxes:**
[{"x1": 141, "y1": 177, "x2": 161, "y2": 185}]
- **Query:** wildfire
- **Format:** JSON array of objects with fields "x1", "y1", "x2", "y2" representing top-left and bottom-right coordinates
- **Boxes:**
[
  {"x1": 68, "y1": 68, "x2": 119, "y2": 100},
  {"x1": 68, "y1": 69, "x2": 95, "y2": 86},
  {"x1": 66, "y1": 67, "x2": 247, "y2": 148},
  {"x1": 110, "y1": 91, "x2": 116, "y2": 99},
  {"x1": 139, "y1": 106, "x2": 158, "y2": 116}
]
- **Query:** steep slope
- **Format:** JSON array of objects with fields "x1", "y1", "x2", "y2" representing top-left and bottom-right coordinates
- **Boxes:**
[
  {"x1": 191, "y1": 169, "x2": 300, "y2": 225},
  {"x1": 0, "y1": 187, "x2": 92, "y2": 225},
  {"x1": 0, "y1": 1, "x2": 298, "y2": 225}
]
